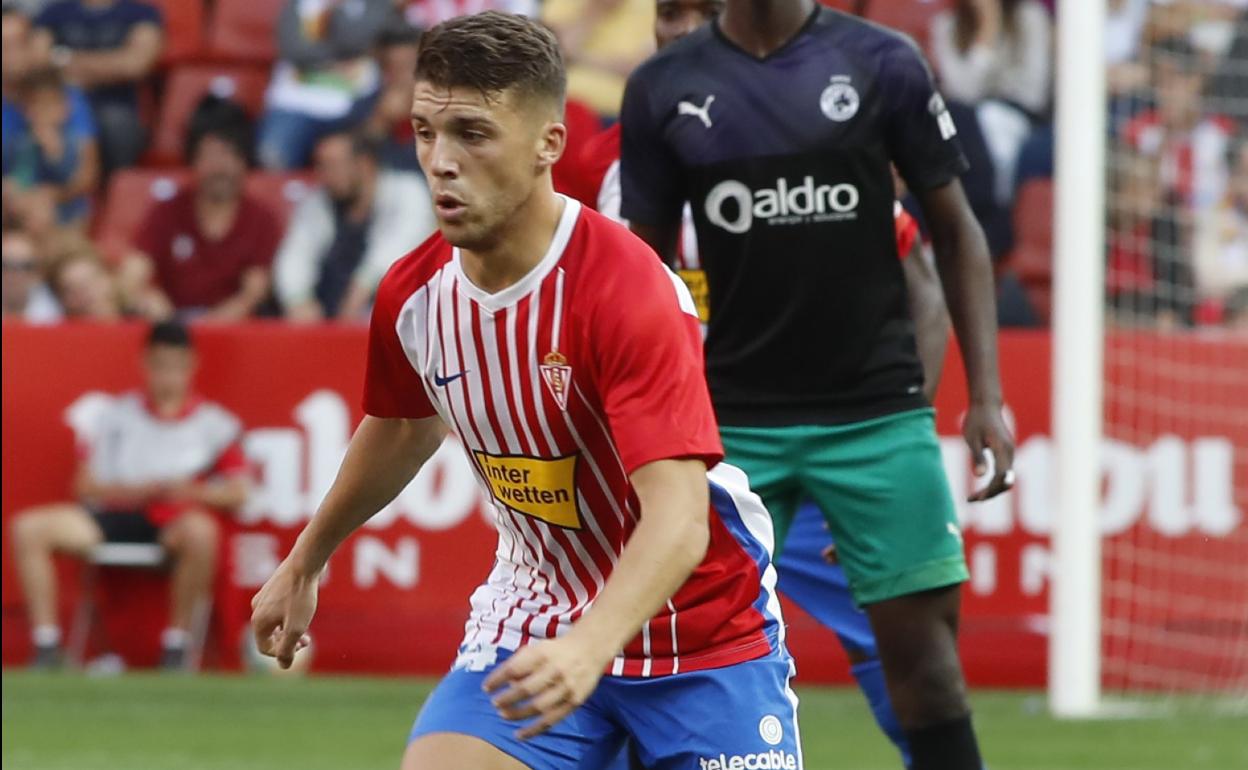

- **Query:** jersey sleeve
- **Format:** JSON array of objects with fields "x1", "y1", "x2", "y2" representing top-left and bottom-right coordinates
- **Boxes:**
[
  {"x1": 590, "y1": 249, "x2": 723, "y2": 475},
  {"x1": 880, "y1": 43, "x2": 970, "y2": 193},
  {"x1": 618, "y1": 67, "x2": 686, "y2": 226},
  {"x1": 362, "y1": 267, "x2": 436, "y2": 419}
]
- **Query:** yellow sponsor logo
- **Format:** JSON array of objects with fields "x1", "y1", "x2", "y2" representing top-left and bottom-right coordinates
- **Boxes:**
[
  {"x1": 473, "y1": 451, "x2": 581, "y2": 529},
  {"x1": 678, "y1": 269, "x2": 710, "y2": 323}
]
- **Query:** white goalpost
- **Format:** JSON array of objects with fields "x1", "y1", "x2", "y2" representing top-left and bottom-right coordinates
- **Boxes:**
[{"x1": 1050, "y1": 0, "x2": 1108, "y2": 719}]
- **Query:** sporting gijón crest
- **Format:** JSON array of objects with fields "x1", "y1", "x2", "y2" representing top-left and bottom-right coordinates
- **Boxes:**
[{"x1": 540, "y1": 351, "x2": 572, "y2": 411}]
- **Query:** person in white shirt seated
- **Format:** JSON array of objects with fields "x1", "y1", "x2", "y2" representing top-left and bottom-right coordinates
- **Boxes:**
[
  {"x1": 9, "y1": 321, "x2": 250, "y2": 670},
  {"x1": 275, "y1": 131, "x2": 436, "y2": 323}
]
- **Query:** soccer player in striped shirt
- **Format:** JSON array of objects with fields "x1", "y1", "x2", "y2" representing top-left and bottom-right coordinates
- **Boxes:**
[{"x1": 251, "y1": 12, "x2": 803, "y2": 770}]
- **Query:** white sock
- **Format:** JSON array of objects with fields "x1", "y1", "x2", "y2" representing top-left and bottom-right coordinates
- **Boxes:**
[
  {"x1": 161, "y1": 628, "x2": 189, "y2": 650},
  {"x1": 33, "y1": 625, "x2": 61, "y2": 647}
]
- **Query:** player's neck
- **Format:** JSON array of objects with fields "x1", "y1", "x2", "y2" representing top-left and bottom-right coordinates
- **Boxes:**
[
  {"x1": 719, "y1": 0, "x2": 815, "y2": 58},
  {"x1": 459, "y1": 187, "x2": 566, "y2": 295}
]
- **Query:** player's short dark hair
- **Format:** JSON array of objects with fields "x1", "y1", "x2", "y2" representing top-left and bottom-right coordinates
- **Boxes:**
[
  {"x1": 147, "y1": 320, "x2": 193, "y2": 350},
  {"x1": 415, "y1": 11, "x2": 565, "y2": 113}
]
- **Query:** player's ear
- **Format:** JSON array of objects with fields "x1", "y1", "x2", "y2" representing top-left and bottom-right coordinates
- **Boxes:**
[{"x1": 535, "y1": 119, "x2": 567, "y2": 172}]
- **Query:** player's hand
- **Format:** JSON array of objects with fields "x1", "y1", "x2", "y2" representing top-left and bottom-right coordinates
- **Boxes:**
[
  {"x1": 963, "y1": 401, "x2": 1016, "y2": 502},
  {"x1": 249, "y1": 559, "x2": 317, "y2": 669},
  {"x1": 483, "y1": 635, "x2": 609, "y2": 740}
]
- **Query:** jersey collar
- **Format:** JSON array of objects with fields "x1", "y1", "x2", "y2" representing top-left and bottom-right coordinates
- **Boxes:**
[
  {"x1": 711, "y1": 4, "x2": 823, "y2": 64},
  {"x1": 450, "y1": 195, "x2": 581, "y2": 313}
]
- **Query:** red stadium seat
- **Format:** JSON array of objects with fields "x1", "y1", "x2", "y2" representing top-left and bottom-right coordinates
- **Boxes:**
[
  {"x1": 1006, "y1": 178, "x2": 1054, "y2": 323},
  {"x1": 148, "y1": 0, "x2": 206, "y2": 64},
  {"x1": 93, "y1": 169, "x2": 191, "y2": 263},
  {"x1": 862, "y1": 0, "x2": 950, "y2": 53},
  {"x1": 150, "y1": 64, "x2": 269, "y2": 166},
  {"x1": 244, "y1": 171, "x2": 317, "y2": 232},
  {"x1": 208, "y1": 0, "x2": 285, "y2": 64}
]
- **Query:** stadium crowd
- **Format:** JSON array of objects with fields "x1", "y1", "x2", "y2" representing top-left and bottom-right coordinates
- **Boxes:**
[{"x1": 1, "y1": 0, "x2": 1245, "y2": 329}]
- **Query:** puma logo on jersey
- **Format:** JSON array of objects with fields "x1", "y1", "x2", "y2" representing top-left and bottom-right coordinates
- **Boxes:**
[{"x1": 678, "y1": 95, "x2": 715, "y2": 128}]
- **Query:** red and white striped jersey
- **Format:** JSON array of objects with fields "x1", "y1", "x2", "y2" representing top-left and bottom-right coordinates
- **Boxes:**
[{"x1": 364, "y1": 197, "x2": 781, "y2": 677}]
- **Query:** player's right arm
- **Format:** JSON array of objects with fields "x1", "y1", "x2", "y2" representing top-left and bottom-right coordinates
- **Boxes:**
[
  {"x1": 252, "y1": 260, "x2": 444, "y2": 668},
  {"x1": 250, "y1": 414, "x2": 443, "y2": 667},
  {"x1": 619, "y1": 66, "x2": 684, "y2": 265}
]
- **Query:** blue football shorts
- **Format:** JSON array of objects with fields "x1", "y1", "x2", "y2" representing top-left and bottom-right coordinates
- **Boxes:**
[
  {"x1": 409, "y1": 642, "x2": 803, "y2": 770},
  {"x1": 774, "y1": 502, "x2": 878, "y2": 658}
]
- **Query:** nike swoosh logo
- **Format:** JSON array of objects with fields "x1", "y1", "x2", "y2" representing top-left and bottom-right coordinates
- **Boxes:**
[{"x1": 433, "y1": 370, "x2": 468, "y2": 387}]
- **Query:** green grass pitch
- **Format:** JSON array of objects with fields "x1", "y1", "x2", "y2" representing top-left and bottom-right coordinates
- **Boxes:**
[{"x1": 3, "y1": 672, "x2": 1244, "y2": 769}]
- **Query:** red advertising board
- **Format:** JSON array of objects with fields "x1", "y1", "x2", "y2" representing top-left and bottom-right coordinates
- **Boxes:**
[{"x1": 3, "y1": 325, "x2": 1245, "y2": 688}]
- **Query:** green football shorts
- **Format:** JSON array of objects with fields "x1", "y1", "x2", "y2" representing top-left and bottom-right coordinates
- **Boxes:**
[{"x1": 720, "y1": 408, "x2": 968, "y2": 606}]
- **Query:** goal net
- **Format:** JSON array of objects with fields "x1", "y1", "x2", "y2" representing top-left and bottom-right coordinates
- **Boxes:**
[{"x1": 1097, "y1": 4, "x2": 1248, "y2": 710}]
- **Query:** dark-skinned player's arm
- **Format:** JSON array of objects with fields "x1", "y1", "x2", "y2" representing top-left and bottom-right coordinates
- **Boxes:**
[
  {"x1": 883, "y1": 40, "x2": 1015, "y2": 502},
  {"x1": 902, "y1": 237, "x2": 952, "y2": 403},
  {"x1": 919, "y1": 179, "x2": 1014, "y2": 500},
  {"x1": 250, "y1": 414, "x2": 445, "y2": 668},
  {"x1": 485, "y1": 457, "x2": 710, "y2": 739}
]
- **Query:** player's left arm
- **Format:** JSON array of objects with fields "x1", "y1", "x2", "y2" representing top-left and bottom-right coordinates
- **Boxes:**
[
  {"x1": 902, "y1": 237, "x2": 951, "y2": 403},
  {"x1": 884, "y1": 41, "x2": 1014, "y2": 501},
  {"x1": 486, "y1": 457, "x2": 710, "y2": 738},
  {"x1": 919, "y1": 180, "x2": 1014, "y2": 500}
]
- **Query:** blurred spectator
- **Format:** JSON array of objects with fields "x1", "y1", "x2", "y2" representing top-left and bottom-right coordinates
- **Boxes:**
[
  {"x1": 1224, "y1": 285, "x2": 1248, "y2": 330},
  {"x1": 1194, "y1": 130, "x2": 1248, "y2": 305},
  {"x1": 931, "y1": 0, "x2": 1052, "y2": 204},
  {"x1": 401, "y1": 0, "x2": 537, "y2": 29},
  {"x1": 1122, "y1": 36, "x2": 1234, "y2": 214},
  {"x1": 275, "y1": 131, "x2": 435, "y2": 322},
  {"x1": 1106, "y1": 0, "x2": 1152, "y2": 97},
  {"x1": 122, "y1": 110, "x2": 280, "y2": 321},
  {"x1": 1208, "y1": 10, "x2": 1247, "y2": 121},
  {"x1": 544, "y1": 0, "x2": 655, "y2": 118},
  {"x1": 30, "y1": 0, "x2": 163, "y2": 175},
  {"x1": 931, "y1": 0, "x2": 1052, "y2": 113},
  {"x1": 1, "y1": 226, "x2": 62, "y2": 323},
  {"x1": 47, "y1": 232, "x2": 122, "y2": 319},
  {"x1": 363, "y1": 23, "x2": 422, "y2": 172},
  {"x1": 2, "y1": 67, "x2": 99, "y2": 229},
  {"x1": 1107, "y1": 146, "x2": 1195, "y2": 326},
  {"x1": 256, "y1": 0, "x2": 397, "y2": 170},
  {"x1": 9, "y1": 320, "x2": 248, "y2": 671}
]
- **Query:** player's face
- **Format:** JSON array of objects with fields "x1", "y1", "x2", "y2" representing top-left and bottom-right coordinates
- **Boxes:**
[
  {"x1": 144, "y1": 344, "x2": 195, "y2": 404},
  {"x1": 411, "y1": 81, "x2": 566, "y2": 251},
  {"x1": 655, "y1": 0, "x2": 723, "y2": 48}
]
